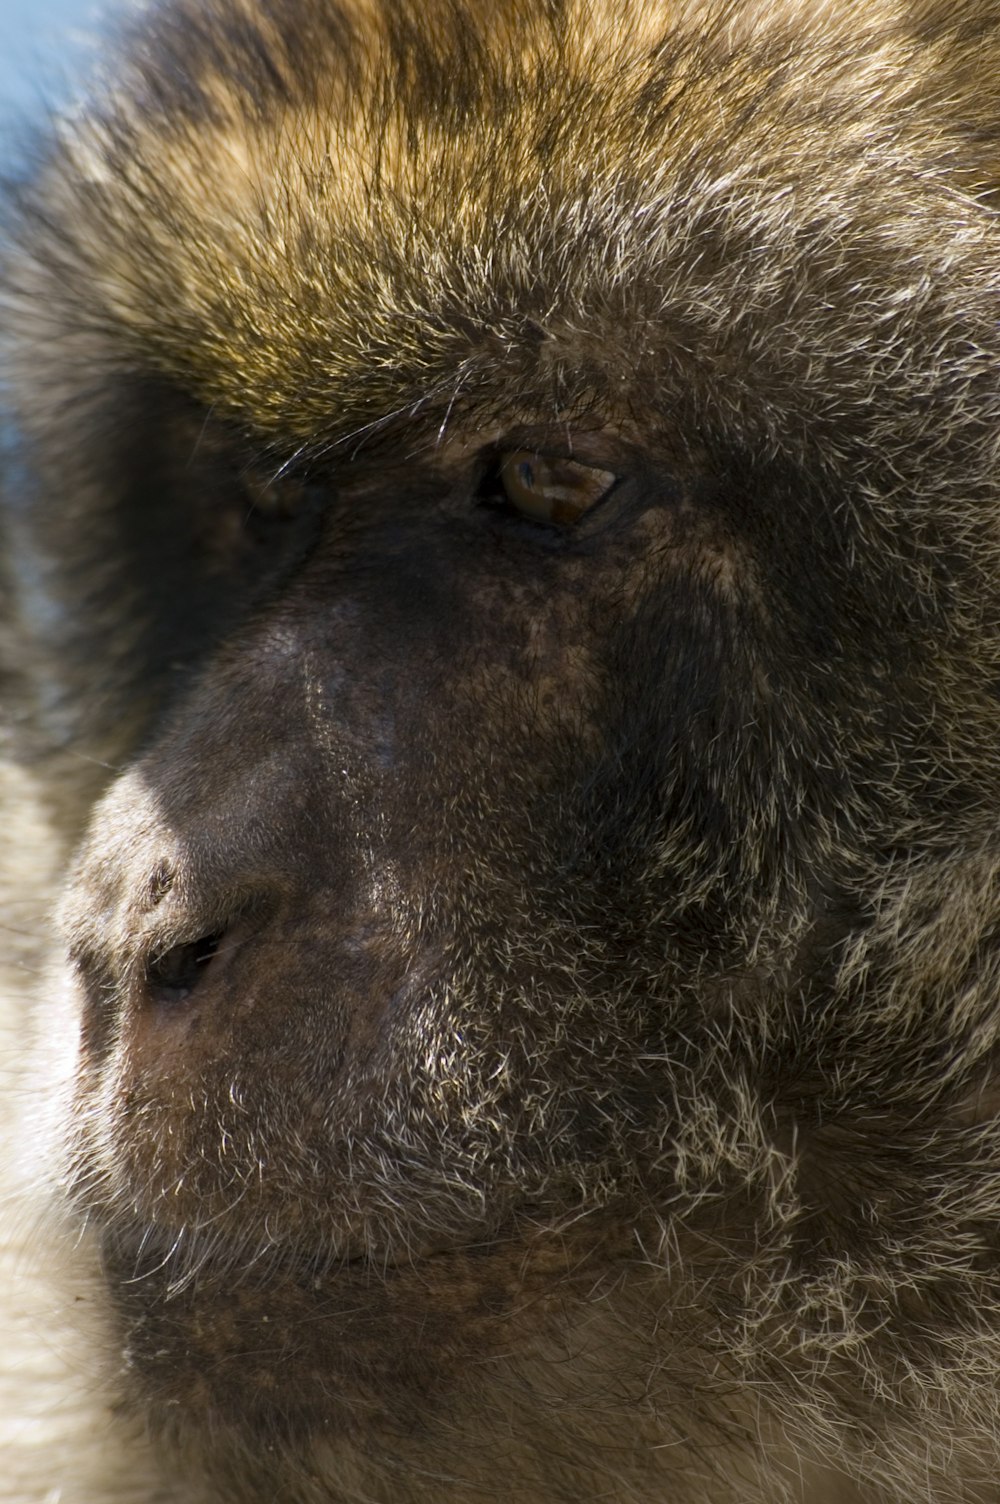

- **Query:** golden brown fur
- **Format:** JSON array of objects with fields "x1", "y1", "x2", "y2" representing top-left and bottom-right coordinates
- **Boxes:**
[{"x1": 6, "y1": 1, "x2": 1000, "y2": 1500}]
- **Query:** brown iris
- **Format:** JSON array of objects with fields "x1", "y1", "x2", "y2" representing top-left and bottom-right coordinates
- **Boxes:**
[{"x1": 498, "y1": 450, "x2": 616, "y2": 525}]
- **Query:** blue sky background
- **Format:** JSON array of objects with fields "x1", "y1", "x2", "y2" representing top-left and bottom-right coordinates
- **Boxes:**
[{"x1": 0, "y1": 0, "x2": 100, "y2": 130}]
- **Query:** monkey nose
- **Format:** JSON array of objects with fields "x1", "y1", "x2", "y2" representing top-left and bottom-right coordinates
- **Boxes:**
[
  {"x1": 132, "y1": 884, "x2": 273, "y2": 1019},
  {"x1": 66, "y1": 839, "x2": 269, "y2": 1050}
]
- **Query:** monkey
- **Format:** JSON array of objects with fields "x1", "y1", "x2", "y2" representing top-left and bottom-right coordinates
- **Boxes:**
[{"x1": 8, "y1": 0, "x2": 1000, "y2": 1499}]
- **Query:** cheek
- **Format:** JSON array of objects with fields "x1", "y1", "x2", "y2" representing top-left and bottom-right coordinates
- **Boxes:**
[{"x1": 438, "y1": 550, "x2": 638, "y2": 773}]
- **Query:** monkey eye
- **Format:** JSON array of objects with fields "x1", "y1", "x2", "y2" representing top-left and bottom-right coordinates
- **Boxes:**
[
  {"x1": 496, "y1": 450, "x2": 617, "y2": 526},
  {"x1": 243, "y1": 470, "x2": 307, "y2": 521}
]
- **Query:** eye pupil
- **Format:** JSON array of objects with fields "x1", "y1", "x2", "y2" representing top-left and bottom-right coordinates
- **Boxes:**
[{"x1": 518, "y1": 461, "x2": 535, "y2": 490}]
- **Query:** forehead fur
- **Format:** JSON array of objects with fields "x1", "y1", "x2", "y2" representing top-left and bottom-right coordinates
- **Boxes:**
[{"x1": 4, "y1": 0, "x2": 997, "y2": 450}]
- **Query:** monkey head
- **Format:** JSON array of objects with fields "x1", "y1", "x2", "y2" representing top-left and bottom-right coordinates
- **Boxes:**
[{"x1": 6, "y1": 2, "x2": 1000, "y2": 1500}]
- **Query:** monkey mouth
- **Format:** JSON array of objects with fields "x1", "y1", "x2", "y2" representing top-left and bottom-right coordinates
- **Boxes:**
[
  {"x1": 96, "y1": 1207, "x2": 486, "y2": 1295},
  {"x1": 77, "y1": 1108, "x2": 595, "y2": 1295}
]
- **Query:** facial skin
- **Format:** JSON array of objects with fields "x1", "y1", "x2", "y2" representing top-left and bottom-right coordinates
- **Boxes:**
[{"x1": 7, "y1": 3, "x2": 1000, "y2": 1501}]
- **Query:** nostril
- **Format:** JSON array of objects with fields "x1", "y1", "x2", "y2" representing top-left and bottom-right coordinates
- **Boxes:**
[{"x1": 146, "y1": 931, "x2": 224, "y2": 1005}]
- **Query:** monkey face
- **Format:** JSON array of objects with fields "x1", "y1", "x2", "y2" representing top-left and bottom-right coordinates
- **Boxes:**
[
  {"x1": 61, "y1": 422, "x2": 794, "y2": 1432},
  {"x1": 52, "y1": 401, "x2": 953, "y2": 1449}
]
